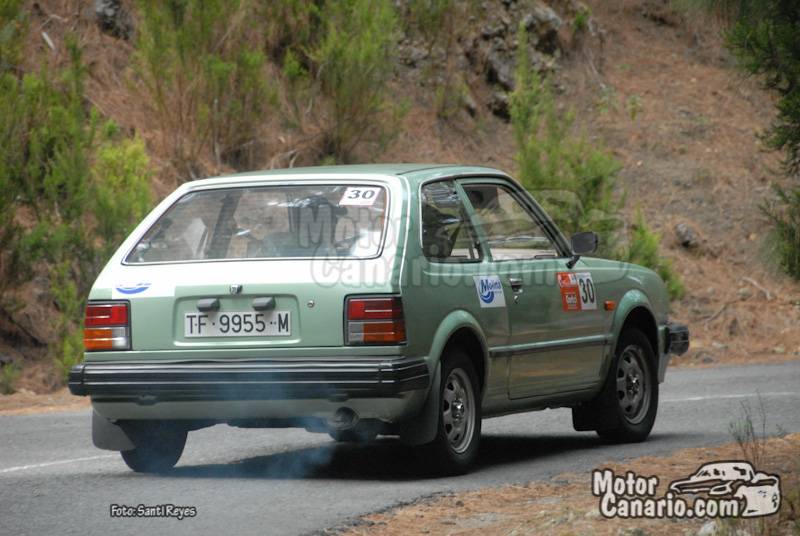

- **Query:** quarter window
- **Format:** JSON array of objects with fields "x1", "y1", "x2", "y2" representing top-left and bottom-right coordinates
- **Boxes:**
[{"x1": 419, "y1": 181, "x2": 481, "y2": 262}]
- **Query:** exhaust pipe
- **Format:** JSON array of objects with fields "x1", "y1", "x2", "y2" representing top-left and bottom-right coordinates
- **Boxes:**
[{"x1": 324, "y1": 408, "x2": 359, "y2": 430}]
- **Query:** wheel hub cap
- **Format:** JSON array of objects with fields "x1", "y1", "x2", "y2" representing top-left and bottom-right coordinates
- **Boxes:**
[
  {"x1": 452, "y1": 398, "x2": 465, "y2": 421},
  {"x1": 442, "y1": 368, "x2": 476, "y2": 454},
  {"x1": 615, "y1": 346, "x2": 650, "y2": 425},
  {"x1": 627, "y1": 374, "x2": 640, "y2": 396}
]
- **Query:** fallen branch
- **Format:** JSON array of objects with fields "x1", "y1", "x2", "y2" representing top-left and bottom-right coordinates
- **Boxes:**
[
  {"x1": 703, "y1": 304, "x2": 726, "y2": 330},
  {"x1": 741, "y1": 276, "x2": 773, "y2": 300},
  {"x1": 734, "y1": 313, "x2": 748, "y2": 340},
  {"x1": 582, "y1": 43, "x2": 606, "y2": 91}
]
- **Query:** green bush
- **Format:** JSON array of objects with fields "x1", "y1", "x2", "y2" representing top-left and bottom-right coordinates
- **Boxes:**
[
  {"x1": 0, "y1": 0, "x2": 26, "y2": 70},
  {"x1": 0, "y1": 20, "x2": 155, "y2": 384},
  {"x1": 92, "y1": 128, "x2": 153, "y2": 257},
  {"x1": 0, "y1": 360, "x2": 21, "y2": 395},
  {"x1": 260, "y1": 0, "x2": 322, "y2": 61},
  {"x1": 311, "y1": 0, "x2": 402, "y2": 162},
  {"x1": 510, "y1": 24, "x2": 683, "y2": 297},
  {"x1": 682, "y1": 0, "x2": 800, "y2": 282},
  {"x1": 760, "y1": 184, "x2": 800, "y2": 281},
  {"x1": 622, "y1": 207, "x2": 685, "y2": 300},
  {"x1": 400, "y1": 0, "x2": 480, "y2": 118},
  {"x1": 50, "y1": 261, "x2": 85, "y2": 384},
  {"x1": 0, "y1": 73, "x2": 25, "y2": 303},
  {"x1": 133, "y1": 0, "x2": 277, "y2": 173},
  {"x1": 510, "y1": 24, "x2": 624, "y2": 256}
]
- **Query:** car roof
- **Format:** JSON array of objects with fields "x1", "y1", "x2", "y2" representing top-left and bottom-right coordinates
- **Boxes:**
[{"x1": 189, "y1": 164, "x2": 511, "y2": 189}]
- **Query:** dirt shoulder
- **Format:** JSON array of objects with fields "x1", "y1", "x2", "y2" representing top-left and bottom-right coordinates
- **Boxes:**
[
  {"x1": 0, "y1": 387, "x2": 90, "y2": 416},
  {"x1": 333, "y1": 434, "x2": 800, "y2": 536}
]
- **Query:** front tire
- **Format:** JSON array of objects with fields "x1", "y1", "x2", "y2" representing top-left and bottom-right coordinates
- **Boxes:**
[
  {"x1": 419, "y1": 349, "x2": 481, "y2": 475},
  {"x1": 120, "y1": 421, "x2": 187, "y2": 473},
  {"x1": 596, "y1": 329, "x2": 658, "y2": 443}
]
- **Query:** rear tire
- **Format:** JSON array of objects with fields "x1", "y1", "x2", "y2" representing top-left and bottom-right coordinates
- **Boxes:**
[
  {"x1": 596, "y1": 329, "x2": 658, "y2": 443},
  {"x1": 419, "y1": 349, "x2": 481, "y2": 476},
  {"x1": 120, "y1": 421, "x2": 187, "y2": 473}
]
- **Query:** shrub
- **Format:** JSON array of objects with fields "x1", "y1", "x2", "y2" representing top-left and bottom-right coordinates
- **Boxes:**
[
  {"x1": 0, "y1": 22, "x2": 155, "y2": 384},
  {"x1": 0, "y1": 360, "x2": 21, "y2": 395},
  {"x1": 400, "y1": 0, "x2": 480, "y2": 118},
  {"x1": 510, "y1": 24, "x2": 683, "y2": 297},
  {"x1": 311, "y1": 0, "x2": 402, "y2": 162},
  {"x1": 133, "y1": 0, "x2": 277, "y2": 173},
  {"x1": 0, "y1": 0, "x2": 26, "y2": 70},
  {"x1": 623, "y1": 207, "x2": 685, "y2": 300},
  {"x1": 760, "y1": 183, "x2": 800, "y2": 281},
  {"x1": 50, "y1": 261, "x2": 85, "y2": 384},
  {"x1": 683, "y1": 0, "x2": 800, "y2": 281},
  {"x1": 92, "y1": 128, "x2": 154, "y2": 257},
  {"x1": 510, "y1": 24, "x2": 624, "y2": 256},
  {"x1": 260, "y1": 0, "x2": 322, "y2": 62},
  {"x1": 0, "y1": 70, "x2": 26, "y2": 303}
]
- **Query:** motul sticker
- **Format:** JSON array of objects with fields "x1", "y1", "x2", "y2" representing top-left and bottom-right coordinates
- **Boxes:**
[{"x1": 557, "y1": 272, "x2": 597, "y2": 311}]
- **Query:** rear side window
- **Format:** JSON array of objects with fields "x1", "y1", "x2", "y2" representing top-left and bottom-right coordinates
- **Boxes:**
[
  {"x1": 126, "y1": 185, "x2": 387, "y2": 263},
  {"x1": 419, "y1": 181, "x2": 481, "y2": 262}
]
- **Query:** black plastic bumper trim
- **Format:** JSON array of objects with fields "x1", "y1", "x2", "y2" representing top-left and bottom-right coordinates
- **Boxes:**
[
  {"x1": 68, "y1": 357, "x2": 430, "y2": 400},
  {"x1": 665, "y1": 322, "x2": 690, "y2": 356}
]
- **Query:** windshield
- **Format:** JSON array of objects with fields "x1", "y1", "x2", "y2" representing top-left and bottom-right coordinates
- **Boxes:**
[{"x1": 125, "y1": 184, "x2": 388, "y2": 263}]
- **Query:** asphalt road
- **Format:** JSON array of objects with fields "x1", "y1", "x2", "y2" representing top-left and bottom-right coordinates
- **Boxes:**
[{"x1": 2, "y1": 361, "x2": 799, "y2": 536}]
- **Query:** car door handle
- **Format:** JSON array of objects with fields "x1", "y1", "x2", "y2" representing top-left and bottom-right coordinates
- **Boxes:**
[{"x1": 509, "y1": 277, "x2": 523, "y2": 291}]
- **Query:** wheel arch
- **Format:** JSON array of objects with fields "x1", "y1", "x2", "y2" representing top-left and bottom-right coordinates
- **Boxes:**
[
  {"x1": 425, "y1": 310, "x2": 488, "y2": 393},
  {"x1": 398, "y1": 312, "x2": 487, "y2": 447},
  {"x1": 620, "y1": 307, "x2": 658, "y2": 356},
  {"x1": 611, "y1": 289, "x2": 663, "y2": 382},
  {"x1": 441, "y1": 327, "x2": 486, "y2": 396}
]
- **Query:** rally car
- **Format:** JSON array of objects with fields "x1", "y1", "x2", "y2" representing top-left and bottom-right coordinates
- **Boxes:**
[{"x1": 69, "y1": 164, "x2": 689, "y2": 474}]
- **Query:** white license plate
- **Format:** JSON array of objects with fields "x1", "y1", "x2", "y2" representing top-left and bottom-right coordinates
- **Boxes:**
[{"x1": 184, "y1": 310, "x2": 291, "y2": 338}]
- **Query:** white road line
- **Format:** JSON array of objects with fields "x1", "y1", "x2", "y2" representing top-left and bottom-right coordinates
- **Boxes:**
[
  {"x1": 0, "y1": 454, "x2": 117, "y2": 474},
  {"x1": 662, "y1": 392, "x2": 796, "y2": 403}
]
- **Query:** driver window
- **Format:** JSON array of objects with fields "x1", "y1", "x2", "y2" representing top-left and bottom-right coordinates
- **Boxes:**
[
  {"x1": 463, "y1": 184, "x2": 559, "y2": 261},
  {"x1": 420, "y1": 181, "x2": 481, "y2": 262}
]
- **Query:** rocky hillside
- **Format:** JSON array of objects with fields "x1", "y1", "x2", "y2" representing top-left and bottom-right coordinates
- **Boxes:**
[{"x1": 2, "y1": 0, "x2": 798, "y2": 393}]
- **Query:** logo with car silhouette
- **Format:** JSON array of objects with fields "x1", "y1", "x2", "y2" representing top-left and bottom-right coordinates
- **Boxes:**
[
  {"x1": 593, "y1": 460, "x2": 781, "y2": 519},
  {"x1": 669, "y1": 461, "x2": 781, "y2": 518}
]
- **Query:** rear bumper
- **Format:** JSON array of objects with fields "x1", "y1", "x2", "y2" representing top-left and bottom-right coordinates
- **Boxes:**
[
  {"x1": 665, "y1": 322, "x2": 690, "y2": 356},
  {"x1": 68, "y1": 356, "x2": 430, "y2": 401}
]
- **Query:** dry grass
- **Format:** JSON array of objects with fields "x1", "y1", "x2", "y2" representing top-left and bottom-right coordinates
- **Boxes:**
[{"x1": 335, "y1": 434, "x2": 800, "y2": 536}]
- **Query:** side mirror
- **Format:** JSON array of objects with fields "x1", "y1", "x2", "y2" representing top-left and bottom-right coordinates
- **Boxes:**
[
  {"x1": 571, "y1": 231, "x2": 599, "y2": 255},
  {"x1": 567, "y1": 231, "x2": 598, "y2": 268}
]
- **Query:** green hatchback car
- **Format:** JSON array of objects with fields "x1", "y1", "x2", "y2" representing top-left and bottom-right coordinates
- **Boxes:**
[{"x1": 69, "y1": 164, "x2": 689, "y2": 475}]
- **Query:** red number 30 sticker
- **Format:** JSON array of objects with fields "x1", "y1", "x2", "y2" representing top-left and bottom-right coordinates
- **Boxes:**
[{"x1": 557, "y1": 272, "x2": 597, "y2": 312}]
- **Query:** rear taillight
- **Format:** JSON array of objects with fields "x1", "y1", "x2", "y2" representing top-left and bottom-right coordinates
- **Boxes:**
[
  {"x1": 345, "y1": 296, "x2": 406, "y2": 345},
  {"x1": 84, "y1": 302, "x2": 130, "y2": 351}
]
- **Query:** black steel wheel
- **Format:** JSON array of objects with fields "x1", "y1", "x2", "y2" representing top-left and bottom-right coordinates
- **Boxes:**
[
  {"x1": 419, "y1": 348, "x2": 481, "y2": 475},
  {"x1": 597, "y1": 329, "x2": 658, "y2": 443}
]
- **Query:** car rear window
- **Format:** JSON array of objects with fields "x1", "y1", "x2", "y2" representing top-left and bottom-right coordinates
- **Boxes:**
[{"x1": 125, "y1": 184, "x2": 388, "y2": 263}]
